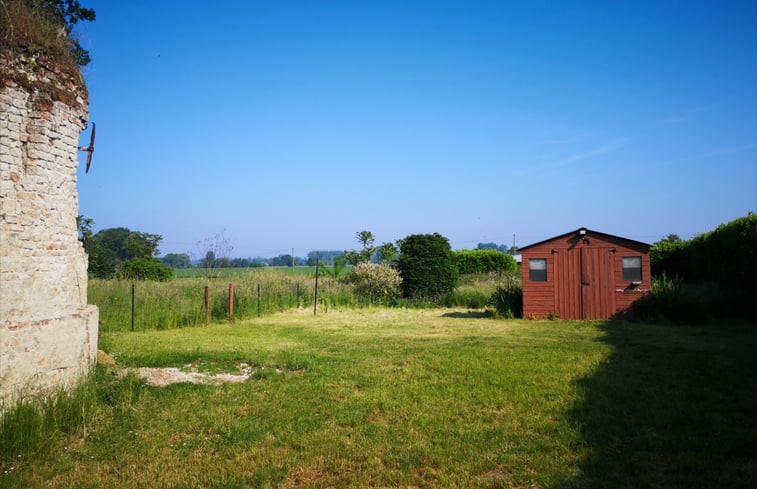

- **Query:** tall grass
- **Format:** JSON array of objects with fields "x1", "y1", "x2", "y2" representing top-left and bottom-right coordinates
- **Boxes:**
[
  {"x1": 91, "y1": 269, "x2": 523, "y2": 332},
  {"x1": 90, "y1": 269, "x2": 359, "y2": 332},
  {"x1": 0, "y1": 367, "x2": 144, "y2": 464}
]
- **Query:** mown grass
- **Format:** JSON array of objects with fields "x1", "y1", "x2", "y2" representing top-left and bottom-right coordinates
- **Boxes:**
[{"x1": 2, "y1": 309, "x2": 755, "y2": 488}]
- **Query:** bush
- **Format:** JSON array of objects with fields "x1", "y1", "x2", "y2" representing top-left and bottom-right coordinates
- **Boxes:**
[
  {"x1": 349, "y1": 263, "x2": 402, "y2": 304},
  {"x1": 625, "y1": 274, "x2": 755, "y2": 323},
  {"x1": 116, "y1": 258, "x2": 173, "y2": 281},
  {"x1": 453, "y1": 249, "x2": 518, "y2": 275},
  {"x1": 651, "y1": 213, "x2": 757, "y2": 290},
  {"x1": 488, "y1": 277, "x2": 522, "y2": 318},
  {"x1": 397, "y1": 233, "x2": 458, "y2": 299}
]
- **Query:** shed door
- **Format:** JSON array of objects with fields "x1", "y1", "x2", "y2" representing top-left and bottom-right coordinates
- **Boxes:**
[{"x1": 579, "y1": 247, "x2": 614, "y2": 319}]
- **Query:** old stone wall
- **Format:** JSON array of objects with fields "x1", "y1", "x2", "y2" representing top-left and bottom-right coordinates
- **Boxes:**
[{"x1": 0, "y1": 53, "x2": 98, "y2": 407}]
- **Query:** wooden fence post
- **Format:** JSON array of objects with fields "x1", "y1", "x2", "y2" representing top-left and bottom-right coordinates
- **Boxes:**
[
  {"x1": 228, "y1": 283, "x2": 234, "y2": 319},
  {"x1": 205, "y1": 285, "x2": 210, "y2": 324}
]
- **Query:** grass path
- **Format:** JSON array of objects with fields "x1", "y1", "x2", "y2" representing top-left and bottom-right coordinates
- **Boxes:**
[{"x1": 3, "y1": 309, "x2": 755, "y2": 488}]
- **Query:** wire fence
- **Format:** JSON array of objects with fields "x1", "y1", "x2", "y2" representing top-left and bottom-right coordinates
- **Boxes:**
[{"x1": 89, "y1": 271, "x2": 358, "y2": 332}]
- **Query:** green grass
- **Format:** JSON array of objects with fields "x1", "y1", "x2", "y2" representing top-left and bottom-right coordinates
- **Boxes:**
[{"x1": 2, "y1": 309, "x2": 755, "y2": 488}]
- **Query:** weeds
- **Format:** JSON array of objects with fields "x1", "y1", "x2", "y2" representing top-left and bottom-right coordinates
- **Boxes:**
[{"x1": 0, "y1": 366, "x2": 145, "y2": 468}]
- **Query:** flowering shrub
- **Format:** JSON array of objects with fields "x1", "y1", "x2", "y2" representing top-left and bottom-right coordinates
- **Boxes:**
[{"x1": 349, "y1": 263, "x2": 402, "y2": 304}]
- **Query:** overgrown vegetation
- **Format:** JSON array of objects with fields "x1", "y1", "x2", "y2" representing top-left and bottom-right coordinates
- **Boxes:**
[
  {"x1": 348, "y1": 262, "x2": 402, "y2": 305},
  {"x1": 0, "y1": 0, "x2": 95, "y2": 68},
  {"x1": 638, "y1": 213, "x2": 757, "y2": 322},
  {"x1": 0, "y1": 366, "x2": 143, "y2": 465},
  {"x1": 3, "y1": 310, "x2": 755, "y2": 487}
]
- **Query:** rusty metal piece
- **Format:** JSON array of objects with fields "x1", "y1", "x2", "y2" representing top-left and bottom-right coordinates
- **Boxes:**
[{"x1": 77, "y1": 122, "x2": 96, "y2": 173}]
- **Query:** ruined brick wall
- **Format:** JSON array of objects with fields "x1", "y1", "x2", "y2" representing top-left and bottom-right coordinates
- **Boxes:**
[{"x1": 0, "y1": 53, "x2": 98, "y2": 406}]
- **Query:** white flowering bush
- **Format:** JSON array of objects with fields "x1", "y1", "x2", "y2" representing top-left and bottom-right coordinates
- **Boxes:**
[{"x1": 350, "y1": 263, "x2": 402, "y2": 304}]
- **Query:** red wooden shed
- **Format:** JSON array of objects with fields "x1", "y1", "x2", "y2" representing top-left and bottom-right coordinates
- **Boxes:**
[{"x1": 519, "y1": 228, "x2": 650, "y2": 320}]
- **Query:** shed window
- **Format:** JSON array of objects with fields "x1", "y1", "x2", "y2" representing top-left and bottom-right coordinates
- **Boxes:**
[
  {"x1": 529, "y1": 258, "x2": 547, "y2": 282},
  {"x1": 622, "y1": 256, "x2": 642, "y2": 282}
]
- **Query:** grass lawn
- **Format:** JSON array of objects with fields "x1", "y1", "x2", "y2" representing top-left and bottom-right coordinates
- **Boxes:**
[{"x1": 3, "y1": 309, "x2": 756, "y2": 488}]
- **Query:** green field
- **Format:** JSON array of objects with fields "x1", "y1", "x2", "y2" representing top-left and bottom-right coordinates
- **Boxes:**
[{"x1": 3, "y1": 309, "x2": 755, "y2": 488}]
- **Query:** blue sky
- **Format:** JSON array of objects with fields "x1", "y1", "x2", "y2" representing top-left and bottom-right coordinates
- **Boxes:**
[{"x1": 75, "y1": 0, "x2": 756, "y2": 258}]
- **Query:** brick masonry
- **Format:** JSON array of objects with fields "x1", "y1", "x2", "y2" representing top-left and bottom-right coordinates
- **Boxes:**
[{"x1": 0, "y1": 53, "x2": 98, "y2": 407}]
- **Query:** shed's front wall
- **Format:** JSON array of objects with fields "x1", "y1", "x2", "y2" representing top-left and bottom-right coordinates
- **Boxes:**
[{"x1": 521, "y1": 232, "x2": 650, "y2": 319}]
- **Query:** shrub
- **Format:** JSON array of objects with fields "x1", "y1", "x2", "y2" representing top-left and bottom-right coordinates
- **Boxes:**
[
  {"x1": 397, "y1": 233, "x2": 458, "y2": 299},
  {"x1": 453, "y1": 249, "x2": 518, "y2": 275},
  {"x1": 349, "y1": 263, "x2": 402, "y2": 304},
  {"x1": 116, "y1": 258, "x2": 173, "y2": 281},
  {"x1": 488, "y1": 277, "x2": 522, "y2": 318},
  {"x1": 625, "y1": 274, "x2": 755, "y2": 323}
]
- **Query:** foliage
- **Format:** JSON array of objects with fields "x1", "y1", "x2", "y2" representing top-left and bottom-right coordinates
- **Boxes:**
[
  {"x1": 488, "y1": 280, "x2": 523, "y2": 319},
  {"x1": 477, "y1": 242, "x2": 517, "y2": 254},
  {"x1": 82, "y1": 226, "x2": 162, "y2": 279},
  {"x1": 161, "y1": 253, "x2": 191, "y2": 269},
  {"x1": 453, "y1": 249, "x2": 518, "y2": 275},
  {"x1": 349, "y1": 263, "x2": 402, "y2": 304},
  {"x1": 651, "y1": 213, "x2": 757, "y2": 290},
  {"x1": 343, "y1": 230, "x2": 376, "y2": 265},
  {"x1": 116, "y1": 257, "x2": 173, "y2": 281},
  {"x1": 376, "y1": 241, "x2": 398, "y2": 264},
  {"x1": 0, "y1": 0, "x2": 95, "y2": 66},
  {"x1": 318, "y1": 256, "x2": 348, "y2": 279},
  {"x1": 196, "y1": 231, "x2": 233, "y2": 278},
  {"x1": 307, "y1": 250, "x2": 343, "y2": 266},
  {"x1": 397, "y1": 233, "x2": 458, "y2": 299},
  {"x1": 624, "y1": 273, "x2": 754, "y2": 323}
]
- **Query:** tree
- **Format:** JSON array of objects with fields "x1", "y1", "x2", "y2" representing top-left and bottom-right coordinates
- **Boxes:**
[
  {"x1": 161, "y1": 253, "x2": 191, "y2": 269},
  {"x1": 376, "y1": 242, "x2": 398, "y2": 265},
  {"x1": 196, "y1": 231, "x2": 233, "y2": 278},
  {"x1": 344, "y1": 230, "x2": 378, "y2": 265},
  {"x1": 203, "y1": 251, "x2": 216, "y2": 268},
  {"x1": 397, "y1": 233, "x2": 458, "y2": 299},
  {"x1": 84, "y1": 227, "x2": 163, "y2": 278}
]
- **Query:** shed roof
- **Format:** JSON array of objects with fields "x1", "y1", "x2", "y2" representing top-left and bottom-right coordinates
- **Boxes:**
[{"x1": 519, "y1": 227, "x2": 650, "y2": 251}]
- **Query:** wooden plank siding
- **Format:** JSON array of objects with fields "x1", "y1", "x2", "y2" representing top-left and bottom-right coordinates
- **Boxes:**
[{"x1": 521, "y1": 228, "x2": 650, "y2": 320}]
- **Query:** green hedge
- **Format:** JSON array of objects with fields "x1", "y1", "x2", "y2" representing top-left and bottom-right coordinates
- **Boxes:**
[
  {"x1": 397, "y1": 233, "x2": 458, "y2": 299},
  {"x1": 453, "y1": 249, "x2": 518, "y2": 275},
  {"x1": 116, "y1": 258, "x2": 174, "y2": 281},
  {"x1": 651, "y1": 213, "x2": 756, "y2": 289}
]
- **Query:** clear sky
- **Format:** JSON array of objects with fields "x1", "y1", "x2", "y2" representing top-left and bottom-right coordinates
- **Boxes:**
[{"x1": 75, "y1": 0, "x2": 757, "y2": 258}]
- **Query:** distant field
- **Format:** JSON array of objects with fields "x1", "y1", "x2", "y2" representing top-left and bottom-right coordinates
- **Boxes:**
[
  {"x1": 4, "y1": 309, "x2": 755, "y2": 488},
  {"x1": 174, "y1": 266, "x2": 321, "y2": 279}
]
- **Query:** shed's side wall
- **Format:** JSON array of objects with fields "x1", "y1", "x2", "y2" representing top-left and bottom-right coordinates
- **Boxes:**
[{"x1": 521, "y1": 232, "x2": 650, "y2": 319}]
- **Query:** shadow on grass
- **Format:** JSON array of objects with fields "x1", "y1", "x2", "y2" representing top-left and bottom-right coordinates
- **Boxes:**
[
  {"x1": 440, "y1": 311, "x2": 491, "y2": 319},
  {"x1": 560, "y1": 321, "x2": 757, "y2": 489}
]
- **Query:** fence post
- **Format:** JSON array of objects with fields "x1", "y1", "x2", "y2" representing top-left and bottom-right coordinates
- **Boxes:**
[
  {"x1": 205, "y1": 285, "x2": 210, "y2": 324},
  {"x1": 313, "y1": 252, "x2": 319, "y2": 316},
  {"x1": 131, "y1": 283, "x2": 135, "y2": 331},
  {"x1": 296, "y1": 282, "x2": 300, "y2": 308},
  {"x1": 257, "y1": 283, "x2": 261, "y2": 316},
  {"x1": 228, "y1": 283, "x2": 234, "y2": 319}
]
